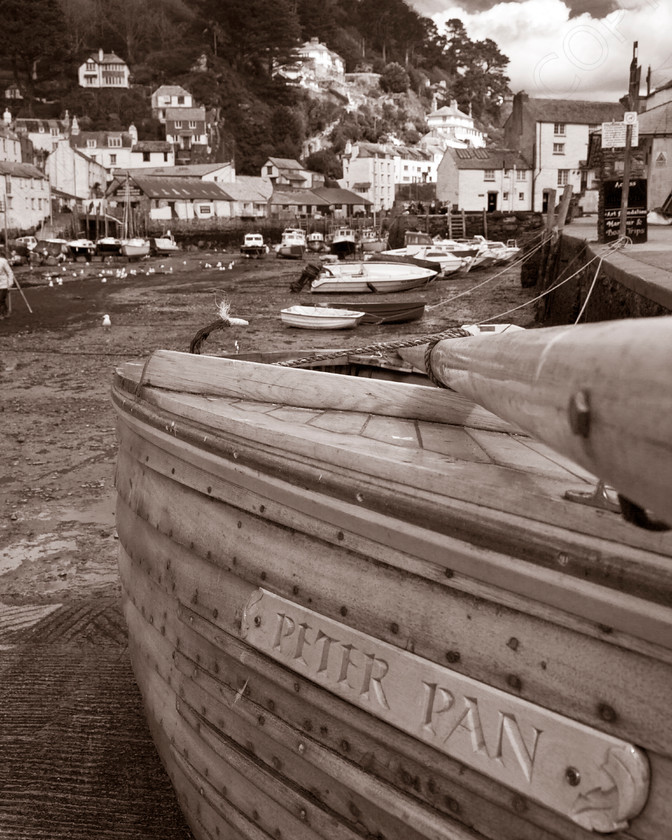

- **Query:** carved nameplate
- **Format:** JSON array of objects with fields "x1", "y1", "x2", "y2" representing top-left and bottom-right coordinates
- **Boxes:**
[{"x1": 241, "y1": 590, "x2": 649, "y2": 833}]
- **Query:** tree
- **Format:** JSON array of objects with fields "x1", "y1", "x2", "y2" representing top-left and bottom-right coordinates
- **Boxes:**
[
  {"x1": 0, "y1": 0, "x2": 68, "y2": 93},
  {"x1": 380, "y1": 62, "x2": 410, "y2": 94},
  {"x1": 305, "y1": 149, "x2": 342, "y2": 180}
]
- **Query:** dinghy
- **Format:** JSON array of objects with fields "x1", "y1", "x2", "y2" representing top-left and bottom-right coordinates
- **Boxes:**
[
  {"x1": 324, "y1": 299, "x2": 426, "y2": 324},
  {"x1": 280, "y1": 305, "x2": 366, "y2": 330},
  {"x1": 113, "y1": 316, "x2": 672, "y2": 840}
]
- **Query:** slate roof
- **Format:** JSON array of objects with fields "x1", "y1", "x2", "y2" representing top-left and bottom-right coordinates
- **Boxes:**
[
  {"x1": 266, "y1": 157, "x2": 305, "y2": 170},
  {"x1": 270, "y1": 189, "x2": 330, "y2": 207},
  {"x1": 85, "y1": 51, "x2": 126, "y2": 65},
  {"x1": 110, "y1": 176, "x2": 228, "y2": 200},
  {"x1": 165, "y1": 107, "x2": 206, "y2": 121},
  {"x1": 13, "y1": 118, "x2": 67, "y2": 134},
  {"x1": 312, "y1": 186, "x2": 372, "y2": 205},
  {"x1": 0, "y1": 161, "x2": 46, "y2": 178},
  {"x1": 448, "y1": 147, "x2": 532, "y2": 170},
  {"x1": 527, "y1": 98, "x2": 624, "y2": 124},
  {"x1": 124, "y1": 163, "x2": 230, "y2": 178},
  {"x1": 218, "y1": 178, "x2": 271, "y2": 202},
  {"x1": 71, "y1": 131, "x2": 133, "y2": 148},
  {"x1": 152, "y1": 85, "x2": 191, "y2": 97},
  {"x1": 132, "y1": 141, "x2": 172, "y2": 152}
]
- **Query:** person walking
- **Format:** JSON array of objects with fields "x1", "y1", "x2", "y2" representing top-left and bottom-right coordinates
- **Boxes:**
[{"x1": 0, "y1": 254, "x2": 15, "y2": 319}]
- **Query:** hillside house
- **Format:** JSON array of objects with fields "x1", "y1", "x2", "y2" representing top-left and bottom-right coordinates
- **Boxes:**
[
  {"x1": 0, "y1": 161, "x2": 50, "y2": 233},
  {"x1": 0, "y1": 123, "x2": 22, "y2": 163},
  {"x1": 340, "y1": 143, "x2": 397, "y2": 212},
  {"x1": 151, "y1": 85, "x2": 194, "y2": 123},
  {"x1": 45, "y1": 140, "x2": 107, "y2": 207},
  {"x1": 164, "y1": 107, "x2": 209, "y2": 162},
  {"x1": 12, "y1": 117, "x2": 69, "y2": 155},
  {"x1": 436, "y1": 147, "x2": 533, "y2": 212},
  {"x1": 129, "y1": 141, "x2": 175, "y2": 168},
  {"x1": 78, "y1": 48, "x2": 130, "y2": 89},
  {"x1": 262, "y1": 158, "x2": 315, "y2": 189},
  {"x1": 504, "y1": 91, "x2": 623, "y2": 212},
  {"x1": 426, "y1": 99, "x2": 485, "y2": 148},
  {"x1": 277, "y1": 38, "x2": 345, "y2": 88},
  {"x1": 70, "y1": 126, "x2": 135, "y2": 171}
]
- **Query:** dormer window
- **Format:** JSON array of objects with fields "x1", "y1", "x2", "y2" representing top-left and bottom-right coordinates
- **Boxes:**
[
  {"x1": 189, "y1": 121, "x2": 196, "y2": 129},
  {"x1": 87, "y1": 139, "x2": 97, "y2": 148},
  {"x1": 108, "y1": 136, "x2": 122, "y2": 147},
  {"x1": 174, "y1": 121, "x2": 182, "y2": 129}
]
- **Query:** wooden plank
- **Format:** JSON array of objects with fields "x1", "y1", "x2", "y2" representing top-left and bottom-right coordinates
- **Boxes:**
[
  {"x1": 115, "y1": 483, "x2": 672, "y2": 755},
  {"x1": 362, "y1": 414, "x2": 421, "y2": 447},
  {"x1": 126, "y1": 350, "x2": 520, "y2": 433},
  {"x1": 465, "y1": 428, "x2": 585, "y2": 479},
  {"x1": 113, "y1": 398, "x2": 672, "y2": 624},
  {"x1": 418, "y1": 423, "x2": 492, "y2": 463},
  {"x1": 399, "y1": 318, "x2": 672, "y2": 522}
]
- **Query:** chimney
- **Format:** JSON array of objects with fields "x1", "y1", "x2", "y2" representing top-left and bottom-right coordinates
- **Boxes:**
[{"x1": 99, "y1": 47, "x2": 104, "y2": 62}]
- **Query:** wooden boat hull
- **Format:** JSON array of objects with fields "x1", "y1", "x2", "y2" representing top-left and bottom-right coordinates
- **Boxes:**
[
  {"x1": 311, "y1": 261, "x2": 437, "y2": 293},
  {"x1": 327, "y1": 300, "x2": 426, "y2": 323},
  {"x1": 120, "y1": 238, "x2": 150, "y2": 259},
  {"x1": 151, "y1": 237, "x2": 180, "y2": 256},
  {"x1": 113, "y1": 335, "x2": 672, "y2": 840}
]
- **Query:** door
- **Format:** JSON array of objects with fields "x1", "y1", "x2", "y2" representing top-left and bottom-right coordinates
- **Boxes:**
[{"x1": 487, "y1": 192, "x2": 498, "y2": 212}]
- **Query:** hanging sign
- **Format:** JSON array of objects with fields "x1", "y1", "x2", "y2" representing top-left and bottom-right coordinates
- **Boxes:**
[{"x1": 601, "y1": 178, "x2": 647, "y2": 243}]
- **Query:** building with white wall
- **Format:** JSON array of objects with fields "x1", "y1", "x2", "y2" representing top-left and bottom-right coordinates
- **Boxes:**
[
  {"x1": 426, "y1": 99, "x2": 485, "y2": 148},
  {"x1": 504, "y1": 92, "x2": 623, "y2": 212},
  {"x1": 0, "y1": 161, "x2": 50, "y2": 232},
  {"x1": 151, "y1": 86, "x2": 194, "y2": 123},
  {"x1": 340, "y1": 143, "x2": 398, "y2": 212},
  {"x1": 437, "y1": 147, "x2": 532, "y2": 212},
  {"x1": 45, "y1": 140, "x2": 107, "y2": 205},
  {"x1": 0, "y1": 120, "x2": 22, "y2": 163},
  {"x1": 70, "y1": 123, "x2": 135, "y2": 172},
  {"x1": 78, "y1": 48, "x2": 130, "y2": 88}
]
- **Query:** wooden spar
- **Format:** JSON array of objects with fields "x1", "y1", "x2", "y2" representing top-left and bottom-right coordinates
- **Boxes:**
[
  {"x1": 398, "y1": 317, "x2": 672, "y2": 524},
  {"x1": 133, "y1": 350, "x2": 519, "y2": 433}
]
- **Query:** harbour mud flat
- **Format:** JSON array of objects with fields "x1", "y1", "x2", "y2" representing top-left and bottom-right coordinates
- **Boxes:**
[{"x1": 0, "y1": 251, "x2": 532, "y2": 838}]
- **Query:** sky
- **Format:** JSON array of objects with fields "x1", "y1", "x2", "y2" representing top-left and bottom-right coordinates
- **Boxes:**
[{"x1": 409, "y1": 0, "x2": 672, "y2": 101}]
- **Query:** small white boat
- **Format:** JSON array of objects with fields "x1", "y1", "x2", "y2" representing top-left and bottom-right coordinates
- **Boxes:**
[
  {"x1": 151, "y1": 232, "x2": 180, "y2": 256},
  {"x1": 240, "y1": 233, "x2": 269, "y2": 258},
  {"x1": 460, "y1": 322, "x2": 526, "y2": 335},
  {"x1": 67, "y1": 238, "x2": 97, "y2": 260},
  {"x1": 276, "y1": 228, "x2": 307, "y2": 259},
  {"x1": 410, "y1": 246, "x2": 467, "y2": 276},
  {"x1": 120, "y1": 237, "x2": 151, "y2": 259},
  {"x1": 96, "y1": 236, "x2": 123, "y2": 257},
  {"x1": 280, "y1": 305, "x2": 366, "y2": 330},
  {"x1": 310, "y1": 260, "x2": 437, "y2": 293},
  {"x1": 467, "y1": 237, "x2": 521, "y2": 271}
]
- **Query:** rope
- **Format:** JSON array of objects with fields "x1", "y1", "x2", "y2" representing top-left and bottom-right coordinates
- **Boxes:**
[
  {"x1": 574, "y1": 257, "x2": 604, "y2": 324},
  {"x1": 273, "y1": 326, "x2": 471, "y2": 369}
]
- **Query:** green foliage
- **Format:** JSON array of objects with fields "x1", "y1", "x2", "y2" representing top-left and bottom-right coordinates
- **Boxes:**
[
  {"x1": 380, "y1": 63, "x2": 410, "y2": 94},
  {"x1": 304, "y1": 149, "x2": 343, "y2": 180}
]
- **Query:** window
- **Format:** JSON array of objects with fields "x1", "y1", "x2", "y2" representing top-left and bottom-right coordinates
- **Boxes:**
[
  {"x1": 177, "y1": 96, "x2": 184, "y2": 104},
  {"x1": 553, "y1": 143, "x2": 565, "y2": 155},
  {"x1": 484, "y1": 169, "x2": 495, "y2": 181},
  {"x1": 503, "y1": 192, "x2": 509, "y2": 201},
  {"x1": 518, "y1": 192, "x2": 525, "y2": 201},
  {"x1": 108, "y1": 136, "x2": 122, "y2": 147},
  {"x1": 554, "y1": 123, "x2": 565, "y2": 135},
  {"x1": 557, "y1": 169, "x2": 569, "y2": 186},
  {"x1": 174, "y1": 121, "x2": 182, "y2": 129},
  {"x1": 189, "y1": 121, "x2": 196, "y2": 129},
  {"x1": 266, "y1": 166, "x2": 273, "y2": 174},
  {"x1": 5, "y1": 176, "x2": 11, "y2": 193},
  {"x1": 143, "y1": 151, "x2": 150, "y2": 161},
  {"x1": 87, "y1": 139, "x2": 96, "y2": 148},
  {"x1": 110, "y1": 154, "x2": 117, "y2": 165},
  {"x1": 516, "y1": 170, "x2": 526, "y2": 181}
]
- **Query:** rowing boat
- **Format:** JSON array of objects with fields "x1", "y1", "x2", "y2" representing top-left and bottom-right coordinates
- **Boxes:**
[
  {"x1": 280, "y1": 305, "x2": 366, "y2": 330},
  {"x1": 112, "y1": 316, "x2": 672, "y2": 840},
  {"x1": 309, "y1": 261, "x2": 437, "y2": 293},
  {"x1": 323, "y1": 299, "x2": 426, "y2": 324}
]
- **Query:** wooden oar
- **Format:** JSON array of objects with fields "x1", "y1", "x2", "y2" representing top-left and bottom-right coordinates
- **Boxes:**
[{"x1": 399, "y1": 317, "x2": 672, "y2": 525}]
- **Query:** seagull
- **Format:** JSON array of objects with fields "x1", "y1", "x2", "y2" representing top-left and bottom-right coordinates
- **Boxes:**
[
  {"x1": 48, "y1": 280, "x2": 53, "y2": 287},
  {"x1": 102, "y1": 314, "x2": 111, "y2": 329}
]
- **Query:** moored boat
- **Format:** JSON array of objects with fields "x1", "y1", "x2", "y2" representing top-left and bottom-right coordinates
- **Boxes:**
[
  {"x1": 96, "y1": 236, "x2": 123, "y2": 257},
  {"x1": 240, "y1": 233, "x2": 269, "y2": 259},
  {"x1": 120, "y1": 236, "x2": 151, "y2": 260},
  {"x1": 275, "y1": 228, "x2": 306, "y2": 259},
  {"x1": 280, "y1": 304, "x2": 366, "y2": 330},
  {"x1": 324, "y1": 299, "x2": 426, "y2": 324},
  {"x1": 151, "y1": 231, "x2": 180, "y2": 257},
  {"x1": 113, "y1": 315, "x2": 672, "y2": 840},
  {"x1": 308, "y1": 260, "x2": 437, "y2": 293},
  {"x1": 329, "y1": 225, "x2": 357, "y2": 259},
  {"x1": 306, "y1": 231, "x2": 328, "y2": 253},
  {"x1": 67, "y1": 238, "x2": 97, "y2": 261},
  {"x1": 359, "y1": 227, "x2": 387, "y2": 253}
]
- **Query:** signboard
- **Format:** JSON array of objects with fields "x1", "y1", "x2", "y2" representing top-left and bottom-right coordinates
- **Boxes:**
[
  {"x1": 601, "y1": 177, "x2": 647, "y2": 243},
  {"x1": 241, "y1": 589, "x2": 650, "y2": 832},
  {"x1": 601, "y1": 121, "x2": 638, "y2": 148}
]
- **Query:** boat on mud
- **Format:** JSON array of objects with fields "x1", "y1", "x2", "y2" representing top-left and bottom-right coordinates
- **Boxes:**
[
  {"x1": 302, "y1": 260, "x2": 438, "y2": 294},
  {"x1": 151, "y1": 231, "x2": 180, "y2": 257},
  {"x1": 275, "y1": 228, "x2": 306, "y2": 259},
  {"x1": 280, "y1": 304, "x2": 366, "y2": 330},
  {"x1": 240, "y1": 233, "x2": 269, "y2": 259},
  {"x1": 113, "y1": 314, "x2": 672, "y2": 840},
  {"x1": 328, "y1": 225, "x2": 357, "y2": 259},
  {"x1": 322, "y1": 299, "x2": 426, "y2": 324}
]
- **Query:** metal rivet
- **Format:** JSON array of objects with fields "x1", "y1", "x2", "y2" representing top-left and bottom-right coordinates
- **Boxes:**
[
  {"x1": 598, "y1": 702, "x2": 617, "y2": 722},
  {"x1": 254, "y1": 616, "x2": 261, "y2": 626},
  {"x1": 507, "y1": 637, "x2": 519, "y2": 651},
  {"x1": 298, "y1": 742, "x2": 305, "y2": 754}
]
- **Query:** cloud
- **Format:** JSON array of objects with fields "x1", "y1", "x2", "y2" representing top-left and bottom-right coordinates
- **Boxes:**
[{"x1": 409, "y1": 0, "x2": 668, "y2": 101}]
